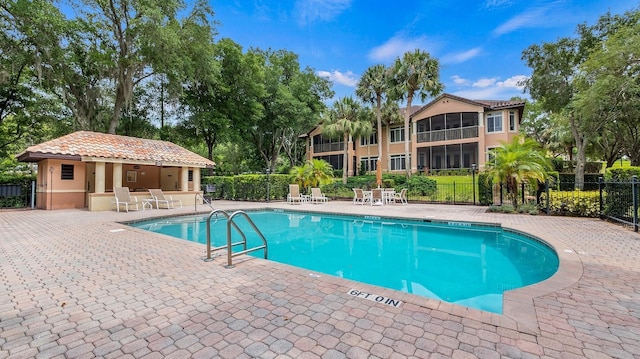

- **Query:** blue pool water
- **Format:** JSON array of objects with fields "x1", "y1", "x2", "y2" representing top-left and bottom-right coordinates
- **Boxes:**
[{"x1": 129, "y1": 210, "x2": 559, "y2": 313}]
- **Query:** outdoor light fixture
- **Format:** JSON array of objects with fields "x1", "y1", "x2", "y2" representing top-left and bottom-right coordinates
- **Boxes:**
[{"x1": 155, "y1": 161, "x2": 162, "y2": 167}]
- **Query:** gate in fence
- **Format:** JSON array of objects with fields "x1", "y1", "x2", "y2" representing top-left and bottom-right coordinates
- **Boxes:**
[
  {"x1": 598, "y1": 176, "x2": 639, "y2": 232},
  {"x1": 0, "y1": 181, "x2": 36, "y2": 209}
]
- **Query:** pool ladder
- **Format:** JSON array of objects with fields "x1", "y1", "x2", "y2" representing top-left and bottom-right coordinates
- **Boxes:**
[{"x1": 204, "y1": 209, "x2": 268, "y2": 268}]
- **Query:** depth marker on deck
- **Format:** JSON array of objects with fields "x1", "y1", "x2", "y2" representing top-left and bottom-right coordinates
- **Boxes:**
[{"x1": 348, "y1": 289, "x2": 402, "y2": 308}]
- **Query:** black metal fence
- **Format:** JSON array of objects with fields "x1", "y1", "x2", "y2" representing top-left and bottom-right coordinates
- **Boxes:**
[
  {"x1": 0, "y1": 181, "x2": 36, "y2": 209},
  {"x1": 599, "y1": 176, "x2": 639, "y2": 232}
]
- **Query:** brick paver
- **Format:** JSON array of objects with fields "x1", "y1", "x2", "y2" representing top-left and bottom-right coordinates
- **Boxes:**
[{"x1": 1, "y1": 201, "x2": 639, "y2": 358}]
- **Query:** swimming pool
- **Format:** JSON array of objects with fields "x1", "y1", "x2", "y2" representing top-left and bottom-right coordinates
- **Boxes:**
[{"x1": 129, "y1": 210, "x2": 559, "y2": 313}]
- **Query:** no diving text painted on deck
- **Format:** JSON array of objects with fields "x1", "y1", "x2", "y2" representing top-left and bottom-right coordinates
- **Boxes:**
[{"x1": 348, "y1": 289, "x2": 402, "y2": 308}]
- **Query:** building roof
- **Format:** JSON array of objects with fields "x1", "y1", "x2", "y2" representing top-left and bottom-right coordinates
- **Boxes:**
[
  {"x1": 16, "y1": 131, "x2": 215, "y2": 168},
  {"x1": 411, "y1": 93, "x2": 525, "y2": 118}
]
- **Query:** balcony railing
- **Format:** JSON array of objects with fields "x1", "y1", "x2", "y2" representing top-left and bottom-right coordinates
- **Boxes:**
[
  {"x1": 416, "y1": 126, "x2": 479, "y2": 143},
  {"x1": 314, "y1": 142, "x2": 344, "y2": 153}
]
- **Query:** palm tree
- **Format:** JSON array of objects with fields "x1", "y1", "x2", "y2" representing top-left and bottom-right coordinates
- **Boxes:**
[
  {"x1": 356, "y1": 64, "x2": 388, "y2": 165},
  {"x1": 306, "y1": 159, "x2": 334, "y2": 188},
  {"x1": 289, "y1": 159, "x2": 333, "y2": 192},
  {"x1": 289, "y1": 165, "x2": 310, "y2": 192},
  {"x1": 484, "y1": 136, "x2": 551, "y2": 208},
  {"x1": 322, "y1": 97, "x2": 373, "y2": 184},
  {"x1": 389, "y1": 50, "x2": 444, "y2": 176}
]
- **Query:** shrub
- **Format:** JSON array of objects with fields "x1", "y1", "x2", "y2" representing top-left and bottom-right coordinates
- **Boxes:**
[
  {"x1": 478, "y1": 172, "x2": 492, "y2": 205},
  {"x1": 487, "y1": 204, "x2": 515, "y2": 213},
  {"x1": 407, "y1": 176, "x2": 436, "y2": 196},
  {"x1": 540, "y1": 190, "x2": 600, "y2": 217}
]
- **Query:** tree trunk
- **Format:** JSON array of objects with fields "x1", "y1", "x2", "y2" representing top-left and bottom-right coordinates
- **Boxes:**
[
  {"x1": 376, "y1": 95, "x2": 382, "y2": 167},
  {"x1": 570, "y1": 116, "x2": 588, "y2": 190},
  {"x1": 109, "y1": 80, "x2": 126, "y2": 134},
  {"x1": 404, "y1": 94, "x2": 413, "y2": 177},
  {"x1": 342, "y1": 133, "x2": 349, "y2": 184}
]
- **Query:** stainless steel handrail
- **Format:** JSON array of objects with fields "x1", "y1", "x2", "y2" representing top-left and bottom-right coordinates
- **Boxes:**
[
  {"x1": 194, "y1": 193, "x2": 213, "y2": 211},
  {"x1": 225, "y1": 211, "x2": 268, "y2": 268},
  {"x1": 204, "y1": 209, "x2": 268, "y2": 268}
]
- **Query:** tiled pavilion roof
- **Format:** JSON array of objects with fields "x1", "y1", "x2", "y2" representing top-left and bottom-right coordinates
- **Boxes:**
[{"x1": 16, "y1": 131, "x2": 215, "y2": 168}]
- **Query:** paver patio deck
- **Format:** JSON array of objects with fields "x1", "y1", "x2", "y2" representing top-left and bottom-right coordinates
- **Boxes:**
[{"x1": 1, "y1": 201, "x2": 639, "y2": 359}]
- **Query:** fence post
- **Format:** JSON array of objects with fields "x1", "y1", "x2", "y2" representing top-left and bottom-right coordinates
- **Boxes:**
[
  {"x1": 598, "y1": 176, "x2": 604, "y2": 220},
  {"x1": 453, "y1": 182, "x2": 456, "y2": 205},
  {"x1": 633, "y1": 175, "x2": 638, "y2": 233},
  {"x1": 31, "y1": 180, "x2": 36, "y2": 209},
  {"x1": 521, "y1": 182, "x2": 525, "y2": 206},
  {"x1": 545, "y1": 178, "x2": 550, "y2": 215},
  {"x1": 499, "y1": 183, "x2": 503, "y2": 206}
]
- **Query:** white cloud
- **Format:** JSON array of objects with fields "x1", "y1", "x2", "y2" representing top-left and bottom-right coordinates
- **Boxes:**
[
  {"x1": 294, "y1": 0, "x2": 352, "y2": 26},
  {"x1": 492, "y1": 5, "x2": 547, "y2": 36},
  {"x1": 496, "y1": 75, "x2": 528, "y2": 89},
  {"x1": 442, "y1": 47, "x2": 482, "y2": 64},
  {"x1": 473, "y1": 78, "x2": 497, "y2": 88},
  {"x1": 367, "y1": 35, "x2": 436, "y2": 63},
  {"x1": 453, "y1": 75, "x2": 529, "y2": 99},
  {"x1": 317, "y1": 70, "x2": 358, "y2": 87},
  {"x1": 450, "y1": 75, "x2": 470, "y2": 85}
]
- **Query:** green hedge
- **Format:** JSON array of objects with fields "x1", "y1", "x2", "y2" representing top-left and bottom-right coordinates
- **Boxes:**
[
  {"x1": 604, "y1": 167, "x2": 640, "y2": 180},
  {"x1": 201, "y1": 174, "x2": 291, "y2": 201},
  {"x1": 541, "y1": 190, "x2": 600, "y2": 217},
  {"x1": 478, "y1": 173, "x2": 492, "y2": 205},
  {"x1": 555, "y1": 173, "x2": 601, "y2": 191},
  {"x1": 550, "y1": 159, "x2": 603, "y2": 174}
]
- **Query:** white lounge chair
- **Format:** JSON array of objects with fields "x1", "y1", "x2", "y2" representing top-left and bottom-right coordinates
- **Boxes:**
[
  {"x1": 112, "y1": 187, "x2": 141, "y2": 212},
  {"x1": 148, "y1": 189, "x2": 182, "y2": 209},
  {"x1": 287, "y1": 184, "x2": 304, "y2": 204},
  {"x1": 310, "y1": 187, "x2": 328, "y2": 203}
]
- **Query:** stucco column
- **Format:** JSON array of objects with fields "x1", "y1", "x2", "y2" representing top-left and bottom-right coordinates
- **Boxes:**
[
  {"x1": 347, "y1": 135, "x2": 354, "y2": 177},
  {"x1": 95, "y1": 161, "x2": 106, "y2": 193},
  {"x1": 478, "y1": 111, "x2": 486, "y2": 168},
  {"x1": 181, "y1": 167, "x2": 189, "y2": 192},
  {"x1": 113, "y1": 163, "x2": 122, "y2": 189},
  {"x1": 193, "y1": 167, "x2": 201, "y2": 192},
  {"x1": 411, "y1": 121, "x2": 417, "y2": 174}
]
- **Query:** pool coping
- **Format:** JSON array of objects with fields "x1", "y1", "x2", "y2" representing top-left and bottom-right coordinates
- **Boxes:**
[{"x1": 122, "y1": 207, "x2": 584, "y2": 335}]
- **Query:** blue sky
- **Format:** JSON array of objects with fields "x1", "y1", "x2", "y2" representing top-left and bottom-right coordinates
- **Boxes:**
[{"x1": 211, "y1": 0, "x2": 637, "y2": 105}]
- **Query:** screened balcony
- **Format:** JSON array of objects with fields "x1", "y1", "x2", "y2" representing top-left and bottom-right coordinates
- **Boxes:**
[
  {"x1": 416, "y1": 112, "x2": 479, "y2": 143},
  {"x1": 313, "y1": 135, "x2": 344, "y2": 153}
]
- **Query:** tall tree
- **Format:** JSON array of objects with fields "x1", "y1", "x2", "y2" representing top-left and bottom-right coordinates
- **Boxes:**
[
  {"x1": 356, "y1": 64, "x2": 388, "y2": 165},
  {"x1": 241, "y1": 49, "x2": 333, "y2": 172},
  {"x1": 322, "y1": 97, "x2": 373, "y2": 184},
  {"x1": 0, "y1": 0, "x2": 65, "y2": 156},
  {"x1": 75, "y1": 0, "x2": 216, "y2": 134},
  {"x1": 574, "y1": 18, "x2": 640, "y2": 166},
  {"x1": 388, "y1": 50, "x2": 443, "y2": 176},
  {"x1": 522, "y1": 9, "x2": 640, "y2": 187}
]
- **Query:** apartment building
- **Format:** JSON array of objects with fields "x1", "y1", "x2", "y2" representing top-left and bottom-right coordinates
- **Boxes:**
[{"x1": 304, "y1": 93, "x2": 525, "y2": 176}]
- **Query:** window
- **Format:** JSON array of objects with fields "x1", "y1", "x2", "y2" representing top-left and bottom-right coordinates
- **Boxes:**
[
  {"x1": 390, "y1": 154, "x2": 411, "y2": 170},
  {"x1": 486, "y1": 113, "x2": 503, "y2": 133},
  {"x1": 360, "y1": 132, "x2": 377, "y2": 146},
  {"x1": 390, "y1": 127, "x2": 405, "y2": 143},
  {"x1": 188, "y1": 170, "x2": 193, "y2": 181},
  {"x1": 359, "y1": 157, "x2": 378, "y2": 172},
  {"x1": 61, "y1": 164, "x2": 74, "y2": 180},
  {"x1": 509, "y1": 111, "x2": 516, "y2": 131}
]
